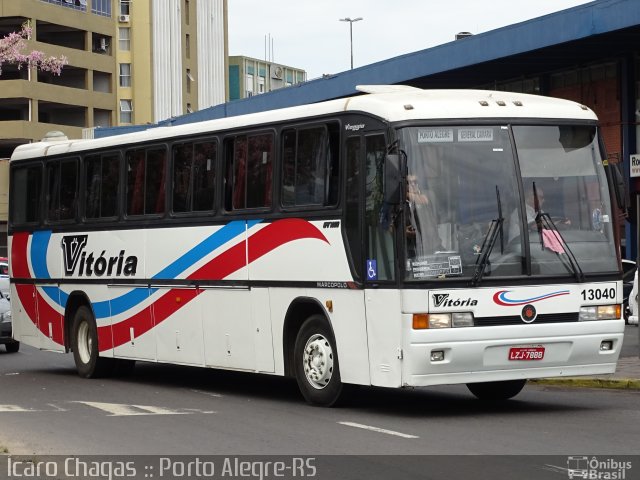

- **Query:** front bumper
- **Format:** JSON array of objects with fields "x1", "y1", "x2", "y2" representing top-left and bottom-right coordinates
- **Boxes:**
[{"x1": 404, "y1": 320, "x2": 624, "y2": 387}]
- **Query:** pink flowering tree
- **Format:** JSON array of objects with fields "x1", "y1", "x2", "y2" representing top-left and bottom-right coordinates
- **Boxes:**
[{"x1": 0, "y1": 24, "x2": 67, "y2": 76}]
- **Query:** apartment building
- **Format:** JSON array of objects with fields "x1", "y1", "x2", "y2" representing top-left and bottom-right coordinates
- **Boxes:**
[
  {"x1": 228, "y1": 56, "x2": 306, "y2": 101},
  {"x1": 0, "y1": 0, "x2": 228, "y2": 157},
  {"x1": 0, "y1": 0, "x2": 228, "y2": 256}
]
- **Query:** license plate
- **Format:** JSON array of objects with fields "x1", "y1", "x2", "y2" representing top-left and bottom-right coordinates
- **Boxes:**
[{"x1": 509, "y1": 347, "x2": 545, "y2": 361}]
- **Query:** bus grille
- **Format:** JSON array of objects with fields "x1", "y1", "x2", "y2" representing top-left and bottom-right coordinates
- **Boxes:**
[{"x1": 474, "y1": 312, "x2": 579, "y2": 326}]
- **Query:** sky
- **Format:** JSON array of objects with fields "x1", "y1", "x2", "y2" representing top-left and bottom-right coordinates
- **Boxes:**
[{"x1": 228, "y1": 0, "x2": 595, "y2": 80}]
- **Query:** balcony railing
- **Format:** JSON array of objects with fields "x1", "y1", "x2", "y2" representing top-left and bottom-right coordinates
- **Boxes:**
[{"x1": 40, "y1": 0, "x2": 87, "y2": 13}]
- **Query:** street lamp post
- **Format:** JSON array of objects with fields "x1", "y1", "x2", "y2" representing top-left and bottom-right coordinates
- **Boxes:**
[{"x1": 339, "y1": 17, "x2": 363, "y2": 70}]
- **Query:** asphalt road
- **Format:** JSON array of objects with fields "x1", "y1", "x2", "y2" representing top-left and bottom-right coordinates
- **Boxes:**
[
  {"x1": 622, "y1": 322, "x2": 639, "y2": 357},
  {"x1": 0, "y1": 332, "x2": 638, "y2": 462}
]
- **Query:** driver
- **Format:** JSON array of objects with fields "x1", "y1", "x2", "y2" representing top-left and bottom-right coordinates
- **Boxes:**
[{"x1": 508, "y1": 185, "x2": 543, "y2": 242}]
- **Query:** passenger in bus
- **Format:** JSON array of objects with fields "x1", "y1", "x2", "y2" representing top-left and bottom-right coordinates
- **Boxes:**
[{"x1": 405, "y1": 175, "x2": 441, "y2": 257}]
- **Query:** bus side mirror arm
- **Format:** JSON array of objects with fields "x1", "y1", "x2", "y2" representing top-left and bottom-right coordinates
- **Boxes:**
[
  {"x1": 384, "y1": 154, "x2": 401, "y2": 205},
  {"x1": 607, "y1": 162, "x2": 629, "y2": 215}
]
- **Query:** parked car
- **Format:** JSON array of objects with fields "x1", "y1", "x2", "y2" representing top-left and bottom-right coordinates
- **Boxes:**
[
  {"x1": 0, "y1": 290, "x2": 18, "y2": 353},
  {"x1": 0, "y1": 261, "x2": 8, "y2": 301},
  {"x1": 622, "y1": 259, "x2": 636, "y2": 324}
]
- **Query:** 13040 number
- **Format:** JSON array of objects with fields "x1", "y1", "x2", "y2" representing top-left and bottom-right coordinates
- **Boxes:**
[{"x1": 581, "y1": 288, "x2": 615, "y2": 301}]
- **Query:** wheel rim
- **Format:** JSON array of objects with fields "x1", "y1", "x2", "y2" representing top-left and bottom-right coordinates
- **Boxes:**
[
  {"x1": 302, "y1": 333, "x2": 334, "y2": 390},
  {"x1": 77, "y1": 320, "x2": 92, "y2": 365}
]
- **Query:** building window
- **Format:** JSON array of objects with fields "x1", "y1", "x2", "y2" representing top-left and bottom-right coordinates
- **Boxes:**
[
  {"x1": 42, "y1": 0, "x2": 87, "y2": 12},
  {"x1": 119, "y1": 64, "x2": 131, "y2": 87},
  {"x1": 91, "y1": 0, "x2": 111, "y2": 16},
  {"x1": 120, "y1": 0, "x2": 130, "y2": 16},
  {"x1": 119, "y1": 28, "x2": 130, "y2": 51},
  {"x1": 120, "y1": 100, "x2": 133, "y2": 123},
  {"x1": 186, "y1": 69, "x2": 194, "y2": 94}
]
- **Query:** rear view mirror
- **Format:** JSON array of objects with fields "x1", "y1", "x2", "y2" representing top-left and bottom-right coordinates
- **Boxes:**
[
  {"x1": 609, "y1": 163, "x2": 629, "y2": 214},
  {"x1": 384, "y1": 154, "x2": 401, "y2": 205}
]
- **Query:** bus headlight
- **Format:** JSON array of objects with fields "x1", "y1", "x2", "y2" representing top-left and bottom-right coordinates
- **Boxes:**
[
  {"x1": 452, "y1": 312, "x2": 475, "y2": 327},
  {"x1": 579, "y1": 304, "x2": 621, "y2": 321},
  {"x1": 412, "y1": 313, "x2": 475, "y2": 329}
]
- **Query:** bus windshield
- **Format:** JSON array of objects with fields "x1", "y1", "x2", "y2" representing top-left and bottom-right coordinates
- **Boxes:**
[{"x1": 399, "y1": 124, "x2": 618, "y2": 282}]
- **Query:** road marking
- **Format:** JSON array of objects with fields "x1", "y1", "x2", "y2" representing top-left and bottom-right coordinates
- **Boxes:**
[
  {"x1": 71, "y1": 401, "x2": 215, "y2": 417},
  {"x1": 190, "y1": 389, "x2": 223, "y2": 398},
  {"x1": 0, "y1": 405, "x2": 34, "y2": 413},
  {"x1": 543, "y1": 465, "x2": 570, "y2": 474},
  {"x1": 46, "y1": 404, "x2": 68, "y2": 412},
  {"x1": 3, "y1": 373, "x2": 20, "y2": 376},
  {"x1": 338, "y1": 421, "x2": 419, "y2": 439}
]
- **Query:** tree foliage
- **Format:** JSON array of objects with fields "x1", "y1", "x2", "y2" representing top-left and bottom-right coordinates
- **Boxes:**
[{"x1": 0, "y1": 24, "x2": 67, "y2": 75}]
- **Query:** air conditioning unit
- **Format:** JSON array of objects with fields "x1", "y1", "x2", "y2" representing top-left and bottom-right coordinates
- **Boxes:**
[{"x1": 118, "y1": 14, "x2": 130, "y2": 22}]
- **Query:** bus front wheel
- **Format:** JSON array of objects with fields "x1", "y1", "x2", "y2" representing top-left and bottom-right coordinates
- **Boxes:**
[
  {"x1": 71, "y1": 305, "x2": 112, "y2": 378},
  {"x1": 294, "y1": 315, "x2": 344, "y2": 407},
  {"x1": 466, "y1": 379, "x2": 526, "y2": 401}
]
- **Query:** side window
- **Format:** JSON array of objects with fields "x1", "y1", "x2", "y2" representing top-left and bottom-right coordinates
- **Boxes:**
[
  {"x1": 11, "y1": 165, "x2": 42, "y2": 225},
  {"x1": 85, "y1": 153, "x2": 120, "y2": 219},
  {"x1": 172, "y1": 140, "x2": 216, "y2": 213},
  {"x1": 46, "y1": 158, "x2": 78, "y2": 222},
  {"x1": 225, "y1": 133, "x2": 273, "y2": 210},
  {"x1": 281, "y1": 123, "x2": 340, "y2": 207},
  {"x1": 126, "y1": 147, "x2": 167, "y2": 216}
]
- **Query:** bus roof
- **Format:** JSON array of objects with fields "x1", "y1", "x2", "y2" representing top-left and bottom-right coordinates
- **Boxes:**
[{"x1": 11, "y1": 87, "x2": 597, "y2": 161}]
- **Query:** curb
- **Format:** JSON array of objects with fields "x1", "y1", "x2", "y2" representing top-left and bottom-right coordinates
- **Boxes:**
[{"x1": 530, "y1": 378, "x2": 640, "y2": 390}]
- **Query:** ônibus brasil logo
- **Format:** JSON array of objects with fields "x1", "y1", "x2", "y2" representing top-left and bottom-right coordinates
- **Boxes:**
[{"x1": 61, "y1": 235, "x2": 138, "y2": 277}]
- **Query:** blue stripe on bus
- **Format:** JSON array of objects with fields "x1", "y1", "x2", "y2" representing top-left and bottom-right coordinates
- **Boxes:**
[{"x1": 29, "y1": 220, "x2": 261, "y2": 319}]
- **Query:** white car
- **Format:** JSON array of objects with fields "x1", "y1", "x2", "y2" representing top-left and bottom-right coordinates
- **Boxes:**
[
  {"x1": 0, "y1": 290, "x2": 17, "y2": 353},
  {"x1": 628, "y1": 269, "x2": 639, "y2": 326},
  {"x1": 0, "y1": 262, "x2": 8, "y2": 301}
]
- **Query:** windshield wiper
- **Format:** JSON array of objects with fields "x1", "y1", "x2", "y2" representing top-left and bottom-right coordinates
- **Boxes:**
[
  {"x1": 531, "y1": 183, "x2": 584, "y2": 282},
  {"x1": 471, "y1": 186, "x2": 504, "y2": 287},
  {"x1": 536, "y1": 212, "x2": 585, "y2": 282}
]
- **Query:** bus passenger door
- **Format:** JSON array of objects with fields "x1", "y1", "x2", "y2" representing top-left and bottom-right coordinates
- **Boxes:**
[{"x1": 363, "y1": 133, "x2": 403, "y2": 388}]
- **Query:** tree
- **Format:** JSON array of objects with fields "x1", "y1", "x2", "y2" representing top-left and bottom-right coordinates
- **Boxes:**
[{"x1": 0, "y1": 24, "x2": 67, "y2": 76}]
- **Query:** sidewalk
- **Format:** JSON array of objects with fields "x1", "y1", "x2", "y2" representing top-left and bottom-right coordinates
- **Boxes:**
[{"x1": 531, "y1": 355, "x2": 640, "y2": 389}]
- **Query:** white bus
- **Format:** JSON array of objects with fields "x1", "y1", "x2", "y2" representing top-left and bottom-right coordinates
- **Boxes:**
[{"x1": 8, "y1": 86, "x2": 626, "y2": 406}]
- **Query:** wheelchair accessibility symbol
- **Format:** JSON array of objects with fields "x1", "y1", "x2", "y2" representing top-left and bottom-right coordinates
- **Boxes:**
[{"x1": 366, "y1": 259, "x2": 378, "y2": 280}]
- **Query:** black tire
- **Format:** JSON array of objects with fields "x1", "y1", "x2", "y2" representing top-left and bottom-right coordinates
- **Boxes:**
[
  {"x1": 71, "y1": 305, "x2": 113, "y2": 378},
  {"x1": 5, "y1": 341, "x2": 19, "y2": 353},
  {"x1": 466, "y1": 379, "x2": 526, "y2": 401},
  {"x1": 294, "y1": 315, "x2": 344, "y2": 407}
]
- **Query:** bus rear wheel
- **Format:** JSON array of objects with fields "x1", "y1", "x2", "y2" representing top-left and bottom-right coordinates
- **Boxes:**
[
  {"x1": 466, "y1": 379, "x2": 526, "y2": 401},
  {"x1": 71, "y1": 305, "x2": 113, "y2": 378},
  {"x1": 294, "y1": 315, "x2": 344, "y2": 407}
]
